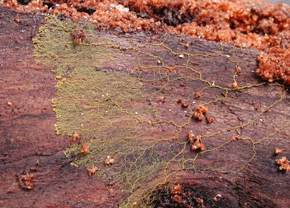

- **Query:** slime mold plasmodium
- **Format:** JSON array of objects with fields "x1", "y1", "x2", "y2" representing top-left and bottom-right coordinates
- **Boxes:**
[
  {"x1": 33, "y1": 15, "x2": 290, "y2": 207},
  {"x1": 33, "y1": 15, "x2": 112, "y2": 78}
]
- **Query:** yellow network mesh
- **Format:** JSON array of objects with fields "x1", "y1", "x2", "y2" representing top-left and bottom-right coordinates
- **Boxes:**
[
  {"x1": 33, "y1": 15, "x2": 290, "y2": 207},
  {"x1": 33, "y1": 17, "x2": 111, "y2": 78}
]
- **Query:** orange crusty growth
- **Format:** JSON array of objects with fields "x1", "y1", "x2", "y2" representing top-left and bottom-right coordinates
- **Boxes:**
[
  {"x1": 1, "y1": 0, "x2": 289, "y2": 47},
  {"x1": 257, "y1": 48, "x2": 290, "y2": 84},
  {"x1": 188, "y1": 134, "x2": 205, "y2": 151},
  {"x1": 206, "y1": 115, "x2": 214, "y2": 124},
  {"x1": 71, "y1": 25, "x2": 86, "y2": 44},
  {"x1": 181, "y1": 101, "x2": 189, "y2": 108},
  {"x1": 195, "y1": 92, "x2": 201, "y2": 99},
  {"x1": 18, "y1": 171, "x2": 36, "y2": 190},
  {"x1": 188, "y1": 130, "x2": 195, "y2": 142},
  {"x1": 105, "y1": 155, "x2": 114, "y2": 165},
  {"x1": 275, "y1": 148, "x2": 282, "y2": 155},
  {"x1": 164, "y1": 183, "x2": 206, "y2": 207},
  {"x1": 2, "y1": 0, "x2": 290, "y2": 82},
  {"x1": 193, "y1": 105, "x2": 208, "y2": 121},
  {"x1": 232, "y1": 82, "x2": 238, "y2": 88},
  {"x1": 87, "y1": 166, "x2": 99, "y2": 176},
  {"x1": 81, "y1": 144, "x2": 90, "y2": 154},
  {"x1": 276, "y1": 157, "x2": 290, "y2": 171},
  {"x1": 72, "y1": 133, "x2": 80, "y2": 141},
  {"x1": 170, "y1": 184, "x2": 182, "y2": 195}
]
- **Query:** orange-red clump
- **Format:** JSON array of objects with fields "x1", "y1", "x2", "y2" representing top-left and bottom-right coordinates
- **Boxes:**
[
  {"x1": 276, "y1": 157, "x2": 290, "y2": 171},
  {"x1": 72, "y1": 133, "x2": 80, "y2": 141},
  {"x1": 213, "y1": 194, "x2": 222, "y2": 201},
  {"x1": 188, "y1": 130, "x2": 195, "y2": 142},
  {"x1": 195, "y1": 92, "x2": 201, "y2": 99},
  {"x1": 166, "y1": 183, "x2": 205, "y2": 207},
  {"x1": 189, "y1": 134, "x2": 205, "y2": 151},
  {"x1": 193, "y1": 105, "x2": 208, "y2": 121},
  {"x1": 105, "y1": 155, "x2": 114, "y2": 165},
  {"x1": 230, "y1": 136, "x2": 236, "y2": 142},
  {"x1": 71, "y1": 25, "x2": 86, "y2": 44},
  {"x1": 170, "y1": 184, "x2": 182, "y2": 195},
  {"x1": 275, "y1": 148, "x2": 282, "y2": 155},
  {"x1": 181, "y1": 101, "x2": 189, "y2": 108},
  {"x1": 232, "y1": 82, "x2": 238, "y2": 88},
  {"x1": 18, "y1": 171, "x2": 36, "y2": 190},
  {"x1": 206, "y1": 115, "x2": 214, "y2": 123},
  {"x1": 81, "y1": 144, "x2": 90, "y2": 154},
  {"x1": 195, "y1": 198, "x2": 205, "y2": 208},
  {"x1": 87, "y1": 166, "x2": 99, "y2": 176}
]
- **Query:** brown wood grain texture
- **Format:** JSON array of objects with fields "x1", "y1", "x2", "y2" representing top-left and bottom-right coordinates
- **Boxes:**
[{"x1": 0, "y1": 7, "x2": 290, "y2": 208}]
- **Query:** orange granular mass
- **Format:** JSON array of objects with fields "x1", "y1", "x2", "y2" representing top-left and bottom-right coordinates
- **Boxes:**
[
  {"x1": 276, "y1": 157, "x2": 290, "y2": 171},
  {"x1": 87, "y1": 166, "x2": 98, "y2": 176},
  {"x1": 81, "y1": 144, "x2": 90, "y2": 154}
]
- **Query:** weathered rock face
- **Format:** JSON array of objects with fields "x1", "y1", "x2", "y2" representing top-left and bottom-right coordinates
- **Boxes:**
[{"x1": 1, "y1": 7, "x2": 290, "y2": 208}]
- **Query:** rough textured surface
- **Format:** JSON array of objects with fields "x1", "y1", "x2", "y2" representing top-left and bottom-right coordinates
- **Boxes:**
[
  {"x1": 2, "y1": 0, "x2": 290, "y2": 86},
  {"x1": 1, "y1": 6, "x2": 290, "y2": 208},
  {"x1": 0, "y1": 8, "x2": 115, "y2": 207}
]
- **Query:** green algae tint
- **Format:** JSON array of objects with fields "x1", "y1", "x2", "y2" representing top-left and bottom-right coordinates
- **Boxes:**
[{"x1": 33, "y1": 15, "x2": 290, "y2": 207}]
